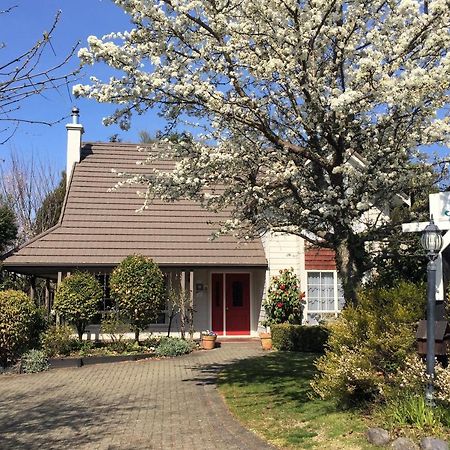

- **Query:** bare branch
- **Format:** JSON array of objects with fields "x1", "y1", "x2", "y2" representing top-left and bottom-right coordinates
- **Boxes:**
[{"x1": 0, "y1": 9, "x2": 79, "y2": 142}]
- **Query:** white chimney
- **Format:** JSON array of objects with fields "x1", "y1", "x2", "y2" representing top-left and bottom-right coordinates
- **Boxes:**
[{"x1": 66, "y1": 107, "x2": 84, "y2": 187}]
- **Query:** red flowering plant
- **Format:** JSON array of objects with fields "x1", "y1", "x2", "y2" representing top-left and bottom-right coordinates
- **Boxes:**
[{"x1": 263, "y1": 268, "x2": 305, "y2": 326}]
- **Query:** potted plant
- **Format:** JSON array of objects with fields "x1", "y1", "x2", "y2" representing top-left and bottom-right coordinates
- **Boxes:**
[
  {"x1": 260, "y1": 268, "x2": 305, "y2": 350},
  {"x1": 259, "y1": 328, "x2": 273, "y2": 350},
  {"x1": 201, "y1": 330, "x2": 217, "y2": 350}
]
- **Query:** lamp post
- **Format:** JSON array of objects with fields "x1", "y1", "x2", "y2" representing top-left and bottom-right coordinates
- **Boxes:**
[{"x1": 420, "y1": 216, "x2": 443, "y2": 406}]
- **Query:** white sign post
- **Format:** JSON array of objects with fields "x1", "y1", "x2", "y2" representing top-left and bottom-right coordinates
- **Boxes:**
[{"x1": 402, "y1": 192, "x2": 450, "y2": 303}]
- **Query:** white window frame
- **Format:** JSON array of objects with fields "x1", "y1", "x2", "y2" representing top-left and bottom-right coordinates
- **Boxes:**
[{"x1": 305, "y1": 270, "x2": 344, "y2": 319}]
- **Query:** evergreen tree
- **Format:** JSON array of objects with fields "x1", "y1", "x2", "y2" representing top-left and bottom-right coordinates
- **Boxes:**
[{"x1": 32, "y1": 172, "x2": 66, "y2": 236}]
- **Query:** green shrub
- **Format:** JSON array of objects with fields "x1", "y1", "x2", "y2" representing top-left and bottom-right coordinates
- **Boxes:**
[
  {"x1": 110, "y1": 255, "x2": 166, "y2": 342},
  {"x1": 100, "y1": 313, "x2": 129, "y2": 343},
  {"x1": 143, "y1": 335, "x2": 162, "y2": 349},
  {"x1": 41, "y1": 325, "x2": 79, "y2": 357},
  {"x1": 54, "y1": 272, "x2": 102, "y2": 340},
  {"x1": 155, "y1": 337, "x2": 194, "y2": 356},
  {"x1": 271, "y1": 324, "x2": 329, "y2": 352},
  {"x1": 104, "y1": 339, "x2": 146, "y2": 354},
  {"x1": 263, "y1": 269, "x2": 304, "y2": 325},
  {"x1": 124, "y1": 340, "x2": 142, "y2": 353},
  {"x1": 107, "y1": 340, "x2": 128, "y2": 354},
  {"x1": 272, "y1": 323, "x2": 299, "y2": 351},
  {"x1": 311, "y1": 281, "x2": 425, "y2": 406},
  {"x1": 0, "y1": 290, "x2": 45, "y2": 368},
  {"x1": 21, "y1": 349, "x2": 49, "y2": 373},
  {"x1": 78, "y1": 340, "x2": 94, "y2": 357}
]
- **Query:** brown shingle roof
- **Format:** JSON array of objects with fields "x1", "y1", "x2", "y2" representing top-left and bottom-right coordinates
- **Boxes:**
[{"x1": 4, "y1": 142, "x2": 267, "y2": 271}]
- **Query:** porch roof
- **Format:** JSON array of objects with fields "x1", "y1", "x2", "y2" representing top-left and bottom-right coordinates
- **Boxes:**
[{"x1": 3, "y1": 142, "x2": 267, "y2": 274}]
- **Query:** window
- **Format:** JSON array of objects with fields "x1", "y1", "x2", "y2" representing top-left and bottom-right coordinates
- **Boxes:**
[
  {"x1": 306, "y1": 271, "x2": 344, "y2": 321},
  {"x1": 95, "y1": 274, "x2": 113, "y2": 311},
  {"x1": 232, "y1": 281, "x2": 244, "y2": 307},
  {"x1": 93, "y1": 273, "x2": 168, "y2": 325}
]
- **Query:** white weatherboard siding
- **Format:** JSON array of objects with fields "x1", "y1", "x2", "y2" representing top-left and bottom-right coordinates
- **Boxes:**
[
  {"x1": 262, "y1": 232, "x2": 305, "y2": 277},
  {"x1": 259, "y1": 232, "x2": 305, "y2": 328}
]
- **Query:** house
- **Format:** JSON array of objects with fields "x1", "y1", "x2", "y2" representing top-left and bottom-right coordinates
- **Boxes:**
[{"x1": 2, "y1": 108, "x2": 347, "y2": 337}]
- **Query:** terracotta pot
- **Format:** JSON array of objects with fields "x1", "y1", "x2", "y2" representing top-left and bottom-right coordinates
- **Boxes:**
[
  {"x1": 260, "y1": 333, "x2": 272, "y2": 350},
  {"x1": 202, "y1": 335, "x2": 217, "y2": 350}
]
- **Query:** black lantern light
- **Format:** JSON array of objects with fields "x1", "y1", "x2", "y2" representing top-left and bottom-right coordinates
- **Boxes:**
[
  {"x1": 421, "y1": 217, "x2": 444, "y2": 259},
  {"x1": 420, "y1": 216, "x2": 443, "y2": 406}
]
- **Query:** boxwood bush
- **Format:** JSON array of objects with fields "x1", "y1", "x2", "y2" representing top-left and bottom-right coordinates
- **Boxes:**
[
  {"x1": 0, "y1": 290, "x2": 45, "y2": 368},
  {"x1": 54, "y1": 272, "x2": 103, "y2": 340},
  {"x1": 271, "y1": 323, "x2": 329, "y2": 353},
  {"x1": 110, "y1": 255, "x2": 166, "y2": 343},
  {"x1": 41, "y1": 325, "x2": 79, "y2": 357}
]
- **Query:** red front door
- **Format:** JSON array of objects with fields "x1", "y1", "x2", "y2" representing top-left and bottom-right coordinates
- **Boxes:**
[
  {"x1": 225, "y1": 273, "x2": 250, "y2": 335},
  {"x1": 211, "y1": 273, "x2": 251, "y2": 335}
]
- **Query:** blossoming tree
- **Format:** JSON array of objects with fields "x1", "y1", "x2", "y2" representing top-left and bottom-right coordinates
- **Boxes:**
[{"x1": 74, "y1": 0, "x2": 449, "y2": 303}]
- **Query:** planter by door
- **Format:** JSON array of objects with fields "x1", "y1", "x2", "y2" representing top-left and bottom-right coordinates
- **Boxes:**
[
  {"x1": 202, "y1": 335, "x2": 217, "y2": 350},
  {"x1": 212, "y1": 273, "x2": 251, "y2": 336},
  {"x1": 260, "y1": 333, "x2": 272, "y2": 351}
]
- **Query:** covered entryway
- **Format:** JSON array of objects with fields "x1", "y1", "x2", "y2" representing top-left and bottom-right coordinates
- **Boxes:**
[{"x1": 211, "y1": 273, "x2": 251, "y2": 335}]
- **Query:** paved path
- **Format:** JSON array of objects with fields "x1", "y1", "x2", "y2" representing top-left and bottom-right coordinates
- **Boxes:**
[{"x1": 0, "y1": 342, "x2": 275, "y2": 450}]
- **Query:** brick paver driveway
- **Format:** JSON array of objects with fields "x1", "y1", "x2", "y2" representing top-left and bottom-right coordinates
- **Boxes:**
[{"x1": 0, "y1": 342, "x2": 274, "y2": 450}]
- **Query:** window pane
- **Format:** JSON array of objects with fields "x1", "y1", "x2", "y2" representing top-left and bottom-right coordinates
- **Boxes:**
[
  {"x1": 307, "y1": 272, "x2": 321, "y2": 284},
  {"x1": 232, "y1": 281, "x2": 243, "y2": 307},
  {"x1": 337, "y1": 281, "x2": 345, "y2": 309},
  {"x1": 322, "y1": 273, "x2": 334, "y2": 285}
]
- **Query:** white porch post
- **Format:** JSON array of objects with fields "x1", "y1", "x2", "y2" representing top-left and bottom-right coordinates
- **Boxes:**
[
  {"x1": 189, "y1": 271, "x2": 194, "y2": 339},
  {"x1": 56, "y1": 271, "x2": 63, "y2": 326},
  {"x1": 180, "y1": 271, "x2": 186, "y2": 339}
]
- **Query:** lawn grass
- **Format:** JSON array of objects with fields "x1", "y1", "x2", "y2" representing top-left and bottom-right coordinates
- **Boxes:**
[{"x1": 218, "y1": 352, "x2": 378, "y2": 450}]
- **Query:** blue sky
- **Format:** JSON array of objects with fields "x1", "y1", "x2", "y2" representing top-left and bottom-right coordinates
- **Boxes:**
[
  {"x1": 2, "y1": 1, "x2": 448, "y2": 176},
  {"x1": 1, "y1": 0, "x2": 163, "y2": 173}
]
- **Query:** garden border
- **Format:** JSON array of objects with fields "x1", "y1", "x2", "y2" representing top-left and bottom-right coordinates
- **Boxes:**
[{"x1": 47, "y1": 353, "x2": 154, "y2": 369}]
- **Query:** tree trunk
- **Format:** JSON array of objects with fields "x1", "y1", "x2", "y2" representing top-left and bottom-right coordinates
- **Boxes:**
[
  {"x1": 334, "y1": 235, "x2": 367, "y2": 307},
  {"x1": 134, "y1": 329, "x2": 140, "y2": 343},
  {"x1": 167, "y1": 309, "x2": 176, "y2": 337},
  {"x1": 76, "y1": 321, "x2": 84, "y2": 341}
]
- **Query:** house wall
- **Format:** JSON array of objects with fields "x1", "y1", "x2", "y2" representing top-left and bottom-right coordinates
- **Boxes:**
[
  {"x1": 259, "y1": 232, "x2": 347, "y2": 326},
  {"x1": 259, "y1": 232, "x2": 305, "y2": 328}
]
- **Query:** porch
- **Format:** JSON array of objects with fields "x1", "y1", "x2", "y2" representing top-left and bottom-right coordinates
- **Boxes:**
[{"x1": 4, "y1": 265, "x2": 267, "y2": 339}]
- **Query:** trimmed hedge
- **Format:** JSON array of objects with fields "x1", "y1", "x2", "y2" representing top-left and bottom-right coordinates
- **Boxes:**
[
  {"x1": 0, "y1": 290, "x2": 45, "y2": 368},
  {"x1": 271, "y1": 323, "x2": 329, "y2": 353}
]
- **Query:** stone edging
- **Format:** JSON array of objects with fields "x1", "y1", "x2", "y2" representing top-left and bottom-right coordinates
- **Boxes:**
[
  {"x1": 48, "y1": 353, "x2": 154, "y2": 369},
  {"x1": 366, "y1": 427, "x2": 448, "y2": 450}
]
